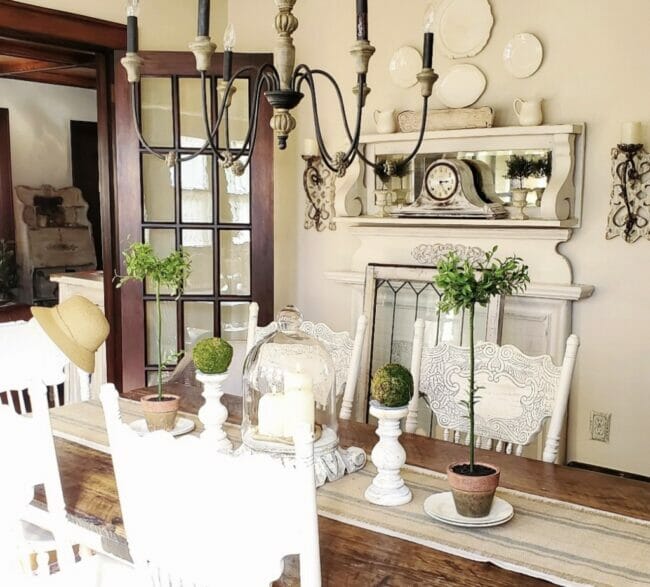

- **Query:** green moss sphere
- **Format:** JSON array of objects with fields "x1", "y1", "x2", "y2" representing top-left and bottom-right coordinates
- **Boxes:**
[
  {"x1": 193, "y1": 338, "x2": 233, "y2": 374},
  {"x1": 370, "y1": 363, "x2": 414, "y2": 407}
]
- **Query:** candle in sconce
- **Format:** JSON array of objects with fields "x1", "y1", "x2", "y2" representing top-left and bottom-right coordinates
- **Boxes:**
[
  {"x1": 257, "y1": 391, "x2": 285, "y2": 437},
  {"x1": 303, "y1": 138, "x2": 319, "y2": 158},
  {"x1": 621, "y1": 122, "x2": 643, "y2": 145},
  {"x1": 283, "y1": 370, "x2": 315, "y2": 438}
]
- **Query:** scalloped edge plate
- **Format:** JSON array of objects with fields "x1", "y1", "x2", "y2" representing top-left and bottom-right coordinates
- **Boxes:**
[
  {"x1": 437, "y1": 0, "x2": 494, "y2": 59},
  {"x1": 389, "y1": 45, "x2": 422, "y2": 89},
  {"x1": 503, "y1": 33, "x2": 543, "y2": 79},
  {"x1": 435, "y1": 64, "x2": 487, "y2": 109},
  {"x1": 424, "y1": 492, "x2": 514, "y2": 527}
]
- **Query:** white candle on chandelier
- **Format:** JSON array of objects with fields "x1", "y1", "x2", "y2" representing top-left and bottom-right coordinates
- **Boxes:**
[
  {"x1": 303, "y1": 139, "x2": 319, "y2": 158},
  {"x1": 283, "y1": 370, "x2": 315, "y2": 438},
  {"x1": 621, "y1": 122, "x2": 643, "y2": 145}
]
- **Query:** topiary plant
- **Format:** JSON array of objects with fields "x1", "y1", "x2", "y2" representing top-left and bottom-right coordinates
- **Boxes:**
[
  {"x1": 193, "y1": 337, "x2": 233, "y2": 374},
  {"x1": 370, "y1": 363, "x2": 414, "y2": 408}
]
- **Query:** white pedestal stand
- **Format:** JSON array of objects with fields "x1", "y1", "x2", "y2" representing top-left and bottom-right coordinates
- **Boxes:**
[
  {"x1": 196, "y1": 371, "x2": 231, "y2": 452},
  {"x1": 364, "y1": 401, "x2": 412, "y2": 506}
]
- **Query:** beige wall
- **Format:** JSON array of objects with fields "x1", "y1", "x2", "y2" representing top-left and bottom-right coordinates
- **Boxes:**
[
  {"x1": 0, "y1": 78, "x2": 96, "y2": 187},
  {"x1": 23, "y1": 1, "x2": 650, "y2": 475}
]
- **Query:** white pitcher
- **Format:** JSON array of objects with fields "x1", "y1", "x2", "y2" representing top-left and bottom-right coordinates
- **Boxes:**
[
  {"x1": 373, "y1": 109, "x2": 396, "y2": 134},
  {"x1": 513, "y1": 98, "x2": 543, "y2": 126}
]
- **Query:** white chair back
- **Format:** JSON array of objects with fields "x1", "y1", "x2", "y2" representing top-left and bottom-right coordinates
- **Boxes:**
[
  {"x1": 100, "y1": 383, "x2": 321, "y2": 587},
  {"x1": 410, "y1": 325, "x2": 580, "y2": 463},
  {"x1": 0, "y1": 320, "x2": 90, "y2": 413},
  {"x1": 0, "y1": 381, "x2": 76, "y2": 575},
  {"x1": 246, "y1": 302, "x2": 367, "y2": 420}
]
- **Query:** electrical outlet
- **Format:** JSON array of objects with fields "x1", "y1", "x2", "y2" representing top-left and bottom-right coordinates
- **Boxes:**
[{"x1": 590, "y1": 411, "x2": 611, "y2": 443}]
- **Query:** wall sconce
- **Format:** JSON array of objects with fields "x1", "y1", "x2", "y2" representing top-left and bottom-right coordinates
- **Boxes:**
[
  {"x1": 302, "y1": 139, "x2": 336, "y2": 232},
  {"x1": 606, "y1": 122, "x2": 649, "y2": 243}
]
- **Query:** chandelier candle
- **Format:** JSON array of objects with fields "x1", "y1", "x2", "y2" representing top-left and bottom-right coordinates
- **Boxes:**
[
  {"x1": 198, "y1": 0, "x2": 210, "y2": 37},
  {"x1": 356, "y1": 0, "x2": 368, "y2": 41},
  {"x1": 423, "y1": 4, "x2": 434, "y2": 68},
  {"x1": 223, "y1": 23, "x2": 236, "y2": 82},
  {"x1": 126, "y1": 0, "x2": 139, "y2": 53}
]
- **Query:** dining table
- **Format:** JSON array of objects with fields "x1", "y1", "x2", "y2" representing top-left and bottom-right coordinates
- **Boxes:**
[{"x1": 38, "y1": 382, "x2": 650, "y2": 587}]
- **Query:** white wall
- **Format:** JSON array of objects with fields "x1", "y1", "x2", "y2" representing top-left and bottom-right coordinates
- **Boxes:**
[
  {"x1": 0, "y1": 78, "x2": 96, "y2": 187},
  {"x1": 227, "y1": 0, "x2": 650, "y2": 476}
]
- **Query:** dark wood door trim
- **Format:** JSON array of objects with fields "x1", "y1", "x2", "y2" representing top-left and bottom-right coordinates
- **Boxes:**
[{"x1": 0, "y1": 108, "x2": 14, "y2": 242}]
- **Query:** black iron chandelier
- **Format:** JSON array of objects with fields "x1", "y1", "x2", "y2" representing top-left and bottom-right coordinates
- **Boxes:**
[{"x1": 121, "y1": 0, "x2": 437, "y2": 178}]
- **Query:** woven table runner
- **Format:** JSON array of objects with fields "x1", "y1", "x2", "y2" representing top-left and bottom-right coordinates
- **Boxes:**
[{"x1": 51, "y1": 400, "x2": 650, "y2": 587}]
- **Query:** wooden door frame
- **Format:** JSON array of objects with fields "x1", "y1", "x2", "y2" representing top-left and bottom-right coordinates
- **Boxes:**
[
  {"x1": 114, "y1": 50, "x2": 274, "y2": 392},
  {"x1": 0, "y1": 108, "x2": 13, "y2": 242},
  {"x1": 0, "y1": 1, "x2": 126, "y2": 385}
]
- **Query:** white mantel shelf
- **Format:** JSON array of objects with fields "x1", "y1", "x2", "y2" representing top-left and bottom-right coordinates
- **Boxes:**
[{"x1": 336, "y1": 216, "x2": 578, "y2": 229}]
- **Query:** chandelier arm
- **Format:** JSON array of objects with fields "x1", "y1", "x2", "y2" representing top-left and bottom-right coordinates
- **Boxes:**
[
  {"x1": 130, "y1": 83, "x2": 166, "y2": 161},
  {"x1": 342, "y1": 74, "x2": 366, "y2": 167},
  {"x1": 199, "y1": 71, "x2": 227, "y2": 160},
  {"x1": 394, "y1": 95, "x2": 430, "y2": 172}
]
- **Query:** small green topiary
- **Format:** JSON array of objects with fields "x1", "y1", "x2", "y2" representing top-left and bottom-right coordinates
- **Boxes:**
[
  {"x1": 370, "y1": 363, "x2": 414, "y2": 408},
  {"x1": 193, "y1": 338, "x2": 233, "y2": 374}
]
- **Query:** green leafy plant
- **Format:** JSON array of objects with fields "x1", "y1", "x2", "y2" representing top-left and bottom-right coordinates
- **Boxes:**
[
  {"x1": 434, "y1": 247, "x2": 529, "y2": 472},
  {"x1": 116, "y1": 242, "x2": 191, "y2": 400},
  {"x1": 531, "y1": 152, "x2": 552, "y2": 182},
  {"x1": 193, "y1": 337, "x2": 233, "y2": 374},
  {"x1": 370, "y1": 363, "x2": 414, "y2": 408},
  {"x1": 504, "y1": 154, "x2": 534, "y2": 189},
  {"x1": 0, "y1": 240, "x2": 18, "y2": 300}
]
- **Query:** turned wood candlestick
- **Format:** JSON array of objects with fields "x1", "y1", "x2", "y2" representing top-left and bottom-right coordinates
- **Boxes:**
[{"x1": 196, "y1": 371, "x2": 231, "y2": 452}]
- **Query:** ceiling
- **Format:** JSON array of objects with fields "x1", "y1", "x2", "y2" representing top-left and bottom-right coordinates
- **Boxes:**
[{"x1": 0, "y1": 37, "x2": 96, "y2": 89}]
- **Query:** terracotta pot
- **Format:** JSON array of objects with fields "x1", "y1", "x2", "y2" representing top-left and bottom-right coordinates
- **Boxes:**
[
  {"x1": 447, "y1": 461, "x2": 500, "y2": 518},
  {"x1": 140, "y1": 394, "x2": 180, "y2": 432}
]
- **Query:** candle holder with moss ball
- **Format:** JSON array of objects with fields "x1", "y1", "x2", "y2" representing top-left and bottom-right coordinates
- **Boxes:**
[
  {"x1": 238, "y1": 305, "x2": 366, "y2": 486},
  {"x1": 193, "y1": 337, "x2": 234, "y2": 452}
]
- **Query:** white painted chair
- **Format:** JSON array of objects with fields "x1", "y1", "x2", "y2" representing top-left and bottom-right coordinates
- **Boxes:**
[
  {"x1": 246, "y1": 302, "x2": 367, "y2": 420},
  {"x1": 409, "y1": 319, "x2": 580, "y2": 463},
  {"x1": 0, "y1": 381, "x2": 135, "y2": 584},
  {"x1": 100, "y1": 383, "x2": 321, "y2": 586},
  {"x1": 0, "y1": 320, "x2": 90, "y2": 413}
]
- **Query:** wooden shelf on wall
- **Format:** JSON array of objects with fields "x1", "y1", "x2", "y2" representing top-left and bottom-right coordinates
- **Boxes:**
[{"x1": 336, "y1": 216, "x2": 578, "y2": 229}]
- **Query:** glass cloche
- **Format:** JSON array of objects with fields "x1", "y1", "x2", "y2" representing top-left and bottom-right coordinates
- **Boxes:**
[{"x1": 241, "y1": 305, "x2": 337, "y2": 454}]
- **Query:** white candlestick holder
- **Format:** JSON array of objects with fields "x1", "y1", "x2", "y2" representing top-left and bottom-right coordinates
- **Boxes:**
[
  {"x1": 196, "y1": 371, "x2": 231, "y2": 452},
  {"x1": 364, "y1": 401, "x2": 412, "y2": 506}
]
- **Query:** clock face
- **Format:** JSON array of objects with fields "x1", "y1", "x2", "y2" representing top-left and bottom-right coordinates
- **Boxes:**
[{"x1": 425, "y1": 162, "x2": 459, "y2": 201}]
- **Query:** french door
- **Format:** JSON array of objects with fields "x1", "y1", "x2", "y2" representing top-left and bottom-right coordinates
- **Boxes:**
[{"x1": 115, "y1": 52, "x2": 273, "y2": 391}]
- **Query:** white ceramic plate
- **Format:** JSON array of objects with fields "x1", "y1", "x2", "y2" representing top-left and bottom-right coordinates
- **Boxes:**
[
  {"x1": 423, "y1": 492, "x2": 514, "y2": 527},
  {"x1": 129, "y1": 417, "x2": 195, "y2": 437},
  {"x1": 435, "y1": 64, "x2": 486, "y2": 109},
  {"x1": 389, "y1": 46, "x2": 421, "y2": 89},
  {"x1": 437, "y1": 0, "x2": 494, "y2": 59},
  {"x1": 503, "y1": 33, "x2": 543, "y2": 79}
]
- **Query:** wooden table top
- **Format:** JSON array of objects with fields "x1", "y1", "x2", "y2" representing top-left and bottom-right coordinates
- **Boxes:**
[{"x1": 48, "y1": 383, "x2": 650, "y2": 586}]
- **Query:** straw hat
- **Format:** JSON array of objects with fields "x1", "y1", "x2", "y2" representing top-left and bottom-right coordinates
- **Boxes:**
[{"x1": 31, "y1": 295, "x2": 109, "y2": 373}]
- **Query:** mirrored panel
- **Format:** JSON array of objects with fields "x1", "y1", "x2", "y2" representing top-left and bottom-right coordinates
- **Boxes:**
[
  {"x1": 182, "y1": 229, "x2": 213, "y2": 295},
  {"x1": 144, "y1": 229, "x2": 176, "y2": 295},
  {"x1": 219, "y1": 229, "x2": 250, "y2": 295},
  {"x1": 181, "y1": 155, "x2": 213, "y2": 223},
  {"x1": 180, "y1": 77, "x2": 211, "y2": 148},
  {"x1": 184, "y1": 301, "x2": 214, "y2": 350},
  {"x1": 410, "y1": 149, "x2": 552, "y2": 206},
  {"x1": 218, "y1": 78, "x2": 249, "y2": 148},
  {"x1": 146, "y1": 300, "x2": 177, "y2": 366},
  {"x1": 143, "y1": 154, "x2": 175, "y2": 222},
  {"x1": 140, "y1": 77, "x2": 173, "y2": 148},
  {"x1": 218, "y1": 158, "x2": 250, "y2": 224},
  {"x1": 220, "y1": 301, "x2": 249, "y2": 342}
]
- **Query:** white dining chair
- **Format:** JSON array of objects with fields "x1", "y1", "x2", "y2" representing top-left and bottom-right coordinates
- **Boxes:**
[
  {"x1": 246, "y1": 302, "x2": 367, "y2": 420},
  {"x1": 100, "y1": 383, "x2": 321, "y2": 587},
  {"x1": 409, "y1": 320, "x2": 580, "y2": 463},
  {"x1": 0, "y1": 381, "x2": 136, "y2": 584}
]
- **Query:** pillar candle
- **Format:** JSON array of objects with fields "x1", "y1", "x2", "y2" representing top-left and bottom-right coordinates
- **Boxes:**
[
  {"x1": 621, "y1": 122, "x2": 643, "y2": 145},
  {"x1": 303, "y1": 138, "x2": 319, "y2": 158},
  {"x1": 283, "y1": 371, "x2": 315, "y2": 438},
  {"x1": 257, "y1": 392, "x2": 285, "y2": 437}
]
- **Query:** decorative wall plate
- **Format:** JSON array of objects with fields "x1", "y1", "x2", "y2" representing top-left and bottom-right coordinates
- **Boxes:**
[
  {"x1": 437, "y1": 0, "x2": 494, "y2": 59},
  {"x1": 389, "y1": 45, "x2": 422, "y2": 88},
  {"x1": 503, "y1": 33, "x2": 544, "y2": 78},
  {"x1": 435, "y1": 64, "x2": 487, "y2": 109}
]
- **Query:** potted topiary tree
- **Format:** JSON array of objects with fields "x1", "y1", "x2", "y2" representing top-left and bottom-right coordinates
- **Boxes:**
[
  {"x1": 0, "y1": 240, "x2": 18, "y2": 304},
  {"x1": 364, "y1": 363, "x2": 414, "y2": 506},
  {"x1": 530, "y1": 152, "x2": 553, "y2": 207},
  {"x1": 435, "y1": 247, "x2": 529, "y2": 517},
  {"x1": 504, "y1": 154, "x2": 534, "y2": 220},
  {"x1": 116, "y1": 242, "x2": 191, "y2": 432},
  {"x1": 193, "y1": 337, "x2": 234, "y2": 451}
]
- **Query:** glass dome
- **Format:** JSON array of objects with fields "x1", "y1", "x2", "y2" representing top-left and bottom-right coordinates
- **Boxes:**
[{"x1": 241, "y1": 305, "x2": 337, "y2": 454}]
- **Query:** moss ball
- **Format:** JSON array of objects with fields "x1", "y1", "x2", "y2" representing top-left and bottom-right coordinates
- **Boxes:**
[
  {"x1": 193, "y1": 338, "x2": 233, "y2": 374},
  {"x1": 370, "y1": 363, "x2": 414, "y2": 408}
]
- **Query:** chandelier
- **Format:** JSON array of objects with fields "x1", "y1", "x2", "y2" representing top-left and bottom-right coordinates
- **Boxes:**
[{"x1": 121, "y1": 0, "x2": 437, "y2": 178}]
